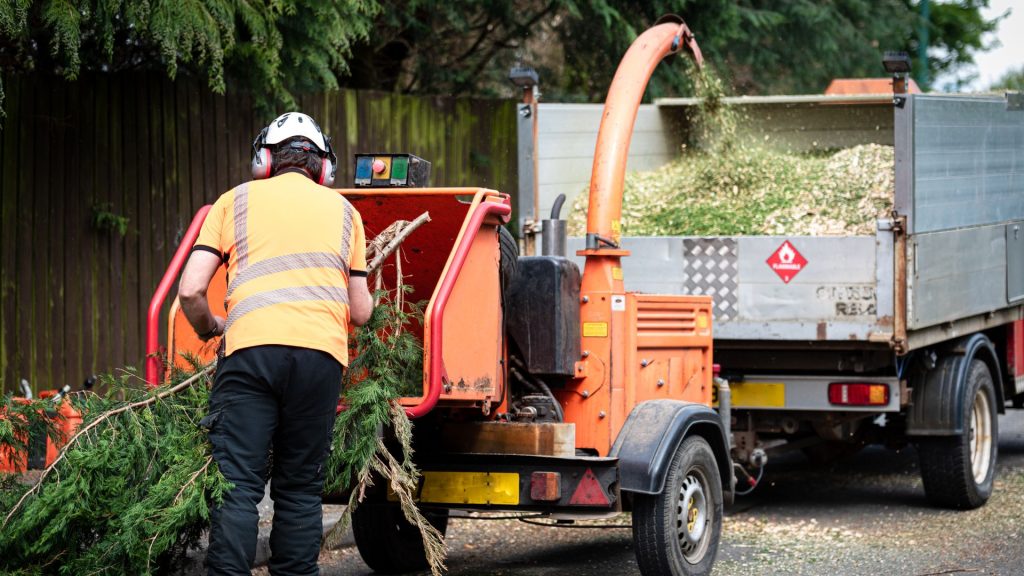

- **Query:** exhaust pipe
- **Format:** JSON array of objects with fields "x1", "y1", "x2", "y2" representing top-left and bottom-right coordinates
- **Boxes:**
[{"x1": 541, "y1": 193, "x2": 568, "y2": 257}]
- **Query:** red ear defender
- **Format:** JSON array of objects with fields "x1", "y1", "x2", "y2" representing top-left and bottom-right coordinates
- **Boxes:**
[
  {"x1": 319, "y1": 156, "x2": 334, "y2": 187},
  {"x1": 250, "y1": 147, "x2": 273, "y2": 180}
]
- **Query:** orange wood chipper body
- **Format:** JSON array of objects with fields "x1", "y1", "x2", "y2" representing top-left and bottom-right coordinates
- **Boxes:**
[{"x1": 149, "y1": 16, "x2": 731, "y2": 576}]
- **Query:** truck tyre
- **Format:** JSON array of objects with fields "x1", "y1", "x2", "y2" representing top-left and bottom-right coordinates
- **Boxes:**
[
  {"x1": 351, "y1": 501, "x2": 449, "y2": 574},
  {"x1": 918, "y1": 359, "x2": 998, "y2": 509},
  {"x1": 633, "y1": 435, "x2": 722, "y2": 576}
]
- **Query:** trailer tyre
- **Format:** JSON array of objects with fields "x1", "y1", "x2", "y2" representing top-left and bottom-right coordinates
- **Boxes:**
[
  {"x1": 633, "y1": 435, "x2": 722, "y2": 576},
  {"x1": 352, "y1": 501, "x2": 449, "y2": 574},
  {"x1": 918, "y1": 359, "x2": 998, "y2": 510}
]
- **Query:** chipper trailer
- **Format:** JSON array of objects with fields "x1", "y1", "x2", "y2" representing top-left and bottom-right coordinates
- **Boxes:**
[{"x1": 146, "y1": 15, "x2": 732, "y2": 576}]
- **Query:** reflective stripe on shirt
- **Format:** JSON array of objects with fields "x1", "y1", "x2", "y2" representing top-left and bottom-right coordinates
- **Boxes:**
[
  {"x1": 233, "y1": 183, "x2": 251, "y2": 271},
  {"x1": 226, "y1": 251, "x2": 348, "y2": 299},
  {"x1": 226, "y1": 285, "x2": 350, "y2": 331}
]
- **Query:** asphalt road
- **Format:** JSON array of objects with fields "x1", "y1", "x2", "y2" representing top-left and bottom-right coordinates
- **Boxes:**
[{"x1": 290, "y1": 410, "x2": 1024, "y2": 576}]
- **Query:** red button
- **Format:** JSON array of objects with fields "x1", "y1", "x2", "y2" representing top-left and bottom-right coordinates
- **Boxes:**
[{"x1": 372, "y1": 159, "x2": 386, "y2": 174}]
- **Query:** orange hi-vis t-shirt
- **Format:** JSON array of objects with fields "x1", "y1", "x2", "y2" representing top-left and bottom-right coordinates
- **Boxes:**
[{"x1": 193, "y1": 171, "x2": 367, "y2": 366}]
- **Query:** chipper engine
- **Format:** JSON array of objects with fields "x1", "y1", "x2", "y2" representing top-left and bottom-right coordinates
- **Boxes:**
[{"x1": 150, "y1": 16, "x2": 732, "y2": 576}]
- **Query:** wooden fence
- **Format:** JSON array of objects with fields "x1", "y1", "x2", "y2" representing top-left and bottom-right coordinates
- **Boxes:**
[{"x1": 0, "y1": 73, "x2": 518, "y2": 394}]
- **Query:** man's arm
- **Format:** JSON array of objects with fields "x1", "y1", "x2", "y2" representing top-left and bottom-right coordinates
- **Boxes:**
[
  {"x1": 179, "y1": 251, "x2": 225, "y2": 340},
  {"x1": 349, "y1": 276, "x2": 373, "y2": 327}
]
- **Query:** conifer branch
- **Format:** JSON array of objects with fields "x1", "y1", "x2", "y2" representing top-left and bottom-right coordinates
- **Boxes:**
[{"x1": 2, "y1": 365, "x2": 216, "y2": 529}]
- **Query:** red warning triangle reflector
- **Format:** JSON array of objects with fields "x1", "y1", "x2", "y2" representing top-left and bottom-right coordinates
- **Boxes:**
[{"x1": 569, "y1": 468, "x2": 610, "y2": 506}]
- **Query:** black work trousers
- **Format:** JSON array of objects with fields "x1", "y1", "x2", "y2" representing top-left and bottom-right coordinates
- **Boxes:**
[{"x1": 203, "y1": 344, "x2": 342, "y2": 576}]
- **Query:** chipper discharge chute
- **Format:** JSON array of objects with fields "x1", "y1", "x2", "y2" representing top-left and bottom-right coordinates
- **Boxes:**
[{"x1": 150, "y1": 15, "x2": 731, "y2": 576}]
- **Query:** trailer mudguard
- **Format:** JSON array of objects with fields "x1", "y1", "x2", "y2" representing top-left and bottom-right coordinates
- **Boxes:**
[
  {"x1": 610, "y1": 400, "x2": 732, "y2": 503},
  {"x1": 907, "y1": 333, "x2": 1006, "y2": 436}
]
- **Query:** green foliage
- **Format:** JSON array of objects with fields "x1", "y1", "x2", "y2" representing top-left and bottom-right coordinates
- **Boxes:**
[
  {"x1": 924, "y1": 0, "x2": 1005, "y2": 91},
  {"x1": 991, "y1": 66, "x2": 1024, "y2": 91},
  {"x1": 0, "y1": 0, "x2": 379, "y2": 112},
  {"x1": 91, "y1": 202, "x2": 130, "y2": 237},
  {"x1": 0, "y1": 365, "x2": 231, "y2": 574},
  {"x1": 336, "y1": 1, "x2": 1005, "y2": 100},
  {"x1": 323, "y1": 287, "x2": 445, "y2": 574},
  {"x1": 0, "y1": 0, "x2": 1004, "y2": 115},
  {"x1": 326, "y1": 288, "x2": 423, "y2": 491},
  {"x1": 535, "y1": 0, "x2": 1003, "y2": 99}
]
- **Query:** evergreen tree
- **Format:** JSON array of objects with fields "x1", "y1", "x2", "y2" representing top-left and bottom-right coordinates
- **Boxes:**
[{"x1": 0, "y1": 0, "x2": 378, "y2": 112}]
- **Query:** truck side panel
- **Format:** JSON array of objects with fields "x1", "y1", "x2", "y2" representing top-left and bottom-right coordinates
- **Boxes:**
[
  {"x1": 904, "y1": 95, "x2": 1024, "y2": 235},
  {"x1": 908, "y1": 223, "x2": 1012, "y2": 329},
  {"x1": 901, "y1": 95, "x2": 1024, "y2": 333}
]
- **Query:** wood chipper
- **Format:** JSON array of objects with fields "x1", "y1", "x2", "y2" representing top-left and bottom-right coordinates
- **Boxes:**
[{"x1": 146, "y1": 16, "x2": 732, "y2": 576}]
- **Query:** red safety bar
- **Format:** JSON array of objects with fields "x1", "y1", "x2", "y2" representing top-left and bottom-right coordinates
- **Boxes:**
[
  {"x1": 145, "y1": 205, "x2": 212, "y2": 385},
  {"x1": 405, "y1": 199, "x2": 511, "y2": 419}
]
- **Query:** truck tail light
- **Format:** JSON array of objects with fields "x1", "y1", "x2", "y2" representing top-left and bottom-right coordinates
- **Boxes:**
[{"x1": 828, "y1": 382, "x2": 889, "y2": 406}]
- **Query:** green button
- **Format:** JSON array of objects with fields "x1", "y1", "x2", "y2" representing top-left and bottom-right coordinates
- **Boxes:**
[{"x1": 391, "y1": 156, "x2": 409, "y2": 183}]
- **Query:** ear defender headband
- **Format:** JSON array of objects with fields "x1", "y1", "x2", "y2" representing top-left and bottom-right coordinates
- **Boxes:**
[{"x1": 250, "y1": 121, "x2": 338, "y2": 187}]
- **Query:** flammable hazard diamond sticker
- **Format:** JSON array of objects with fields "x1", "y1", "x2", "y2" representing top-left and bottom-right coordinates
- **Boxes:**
[{"x1": 766, "y1": 240, "x2": 807, "y2": 284}]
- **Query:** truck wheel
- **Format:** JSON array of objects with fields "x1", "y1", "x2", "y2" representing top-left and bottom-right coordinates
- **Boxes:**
[
  {"x1": 352, "y1": 500, "x2": 449, "y2": 574},
  {"x1": 633, "y1": 436, "x2": 722, "y2": 576},
  {"x1": 918, "y1": 359, "x2": 998, "y2": 509}
]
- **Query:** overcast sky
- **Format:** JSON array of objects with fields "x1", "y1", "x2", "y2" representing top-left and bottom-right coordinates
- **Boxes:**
[{"x1": 963, "y1": 0, "x2": 1022, "y2": 90}]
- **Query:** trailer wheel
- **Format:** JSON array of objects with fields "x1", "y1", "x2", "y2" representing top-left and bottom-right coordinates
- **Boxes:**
[
  {"x1": 352, "y1": 501, "x2": 449, "y2": 574},
  {"x1": 633, "y1": 435, "x2": 722, "y2": 576},
  {"x1": 918, "y1": 359, "x2": 998, "y2": 509}
]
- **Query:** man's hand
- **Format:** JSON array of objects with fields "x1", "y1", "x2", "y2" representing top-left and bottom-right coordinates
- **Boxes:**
[{"x1": 199, "y1": 316, "x2": 226, "y2": 341}]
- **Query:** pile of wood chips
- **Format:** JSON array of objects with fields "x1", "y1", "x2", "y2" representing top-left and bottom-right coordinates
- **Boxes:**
[{"x1": 568, "y1": 143, "x2": 895, "y2": 237}]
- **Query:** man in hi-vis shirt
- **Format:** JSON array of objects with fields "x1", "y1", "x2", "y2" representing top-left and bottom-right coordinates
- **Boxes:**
[{"x1": 179, "y1": 112, "x2": 373, "y2": 576}]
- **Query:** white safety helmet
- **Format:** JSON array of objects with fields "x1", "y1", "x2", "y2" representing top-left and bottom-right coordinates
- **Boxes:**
[{"x1": 250, "y1": 112, "x2": 337, "y2": 186}]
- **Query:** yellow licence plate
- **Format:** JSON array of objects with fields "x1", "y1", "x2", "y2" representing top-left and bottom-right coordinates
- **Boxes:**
[
  {"x1": 713, "y1": 382, "x2": 785, "y2": 408},
  {"x1": 417, "y1": 471, "x2": 520, "y2": 505}
]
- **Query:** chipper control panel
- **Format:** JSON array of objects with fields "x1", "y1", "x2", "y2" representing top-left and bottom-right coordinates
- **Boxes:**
[{"x1": 354, "y1": 153, "x2": 431, "y2": 187}]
